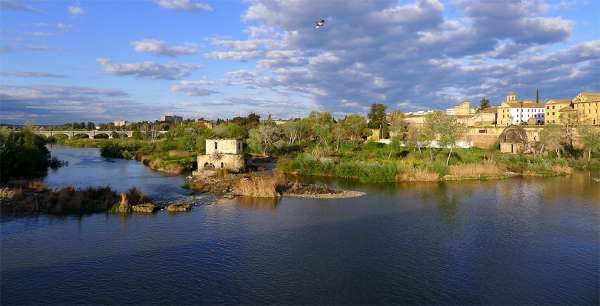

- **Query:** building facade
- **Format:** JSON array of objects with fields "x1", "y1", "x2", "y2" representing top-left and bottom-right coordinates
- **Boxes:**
[
  {"x1": 572, "y1": 92, "x2": 600, "y2": 125},
  {"x1": 113, "y1": 120, "x2": 128, "y2": 127},
  {"x1": 446, "y1": 101, "x2": 475, "y2": 116},
  {"x1": 161, "y1": 115, "x2": 183, "y2": 124},
  {"x1": 544, "y1": 99, "x2": 572, "y2": 124},
  {"x1": 496, "y1": 92, "x2": 545, "y2": 126},
  {"x1": 196, "y1": 139, "x2": 245, "y2": 172}
]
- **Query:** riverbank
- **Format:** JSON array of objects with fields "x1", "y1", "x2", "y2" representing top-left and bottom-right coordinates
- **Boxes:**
[
  {"x1": 276, "y1": 144, "x2": 577, "y2": 183},
  {"x1": 0, "y1": 180, "x2": 196, "y2": 215}
]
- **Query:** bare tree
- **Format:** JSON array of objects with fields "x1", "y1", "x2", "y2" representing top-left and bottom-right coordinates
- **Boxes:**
[{"x1": 577, "y1": 125, "x2": 600, "y2": 162}]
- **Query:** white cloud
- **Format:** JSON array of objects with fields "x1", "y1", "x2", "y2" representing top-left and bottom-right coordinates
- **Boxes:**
[
  {"x1": 97, "y1": 58, "x2": 199, "y2": 80},
  {"x1": 131, "y1": 39, "x2": 199, "y2": 57},
  {"x1": 68, "y1": 5, "x2": 84, "y2": 16},
  {"x1": 155, "y1": 0, "x2": 212, "y2": 11},
  {"x1": 171, "y1": 80, "x2": 218, "y2": 96},
  {"x1": 206, "y1": 0, "x2": 594, "y2": 114}
]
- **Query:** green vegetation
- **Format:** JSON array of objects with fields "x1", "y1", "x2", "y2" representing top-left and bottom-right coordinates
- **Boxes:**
[
  {"x1": 0, "y1": 127, "x2": 53, "y2": 182},
  {"x1": 46, "y1": 108, "x2": 599, "y2": 181}
]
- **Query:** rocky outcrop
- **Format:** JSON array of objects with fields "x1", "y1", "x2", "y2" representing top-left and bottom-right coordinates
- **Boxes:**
[
  {"x1": 111, "y1": 188, "x2": 155, "y2": 214},
  {"x1": 166, "y1": 202, "x2": 192, "y2": 212},
  {"x1": 131, "y1": 203, "x2": 157, "y2": 213}
]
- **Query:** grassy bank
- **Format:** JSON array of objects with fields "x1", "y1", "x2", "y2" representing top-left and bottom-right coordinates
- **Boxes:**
[{"x1": 277, "y1": 143, "x2": 574, "y2": 183}]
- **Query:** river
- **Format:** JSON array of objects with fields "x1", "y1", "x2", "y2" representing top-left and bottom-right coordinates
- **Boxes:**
[{"x1": 1, "y1": 146, "x2": 599, "y2": 304}]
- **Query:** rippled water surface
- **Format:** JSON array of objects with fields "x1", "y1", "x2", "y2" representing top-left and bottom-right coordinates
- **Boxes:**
[{"x1": 1, "y1": 147, "x2": 599, "y2": 304}]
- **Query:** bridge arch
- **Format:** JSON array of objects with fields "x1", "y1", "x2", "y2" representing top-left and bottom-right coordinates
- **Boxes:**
[
  {"x1": 93, "y1": 133, "x2": 110, "y2": 139},
  {"x1": 72, "y1": 133, "x2": 90, "y2": 139},
  {"x1": 51, "y1": 133, "x2": 70, "y2": 140}
]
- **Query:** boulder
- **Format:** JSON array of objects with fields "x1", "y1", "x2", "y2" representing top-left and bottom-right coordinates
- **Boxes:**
[
  {"x1": 131, "y1": 203, "x2": 157, "y2": 213},
  {"x1": 166, "y1": 203, "x2": 192, "y2": 212}
]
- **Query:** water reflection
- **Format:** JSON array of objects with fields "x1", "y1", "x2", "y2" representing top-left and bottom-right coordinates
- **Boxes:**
[
  {"x1": 237, "y1": 196, "x2": 280, "y2": 209},
  {"x1": 1, "y1": 147, "x2": 599, "y2": 305}
]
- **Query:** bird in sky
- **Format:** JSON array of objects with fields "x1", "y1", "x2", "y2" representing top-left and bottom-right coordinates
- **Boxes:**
[{"x1": 314, "y1": 19, "x2": 325, "y2": 29}]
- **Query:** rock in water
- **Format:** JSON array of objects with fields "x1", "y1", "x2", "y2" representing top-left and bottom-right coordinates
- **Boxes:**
[
  {"x1": 166, "y1": 203, "x2": 192, "y2": 212},
  {"x1": 131, "y1": 203, "x2": 157, "y2": 213}
]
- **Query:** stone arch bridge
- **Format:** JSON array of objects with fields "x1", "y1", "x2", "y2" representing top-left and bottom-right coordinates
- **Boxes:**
[{"x1": 34, "y1": 130, "x2": 137, "y2": 139}]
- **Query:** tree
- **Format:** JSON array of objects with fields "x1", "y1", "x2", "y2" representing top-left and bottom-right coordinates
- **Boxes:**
[
  {"x1": 331, "y1": 123, "x2": 348, "y2": 152},
  {"x1": 0, "y1": 126, "x2": 51, "y2": 182},
  {"x1": 340, "y1": 114, "x2": 369, "y2": 143},
  {"x1": 479, "y1": 97, "x2": 490, "y2": 110},
  {"x1": 422, "y1": 111, "x2": 445, "y2": 160},
  {"x1": 560, "y1": 111, "x2": 580, "y2": 147},
  {"x1": 367, "y1": 103, "x2": 387, "y2": 138},
  {"x1": 437, "y1": 115, "x2": 467, "y2": 166},
  {"x1": 388, "y1": 110, "x2": 405, "y2": 139},
  {"x1": 248, "y1": 123, "x2": 282, "y2": 156},
  {"x1": 577, "y1": 125, "x2": 600, "y2": 162},
  {"x1": 406, "y1": 125, "x2": 426, "y2": 155},
  {"x1": 213, "y1": 123, "x2": 248, "y2": 139},
  {"x1": 540, "y1": 124, "x2": 565, "y2": 158},
  {"x1": 282, "y1": 120, "x2": 309, "y2": 144}
]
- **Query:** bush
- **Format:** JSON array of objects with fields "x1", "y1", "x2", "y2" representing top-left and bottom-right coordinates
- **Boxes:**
[{"x1": 0, "y1": 127, "x2": 51, "y2": 182}]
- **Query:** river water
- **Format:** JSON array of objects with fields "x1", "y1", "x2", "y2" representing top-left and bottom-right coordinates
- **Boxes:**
[{"x1": 1, "y1": 146, "x2": 599, "y2": 304}]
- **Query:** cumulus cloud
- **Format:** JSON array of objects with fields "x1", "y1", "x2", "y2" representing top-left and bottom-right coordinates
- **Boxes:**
[
  {"x1": 68, "y1": 5, "x2": 84, "y2": 16},
  {"x1": 155, "y1": 0, "x2": 212, "y2": 11},
  {"x1": 171, "y1": 80, "x2": 218, "y2": 96},
  {"x1": 206, "y1": 0, "x2": 593, "y2": 114},
  {"x1": 131, "y1": 39, "x2": 199, "y2": 57},
  {"x1": 1, "y1": 71, "x2": 70, "y2": 78},
  {"x1": 97, "y1": 58, "x2": 199, "y2": 80}
]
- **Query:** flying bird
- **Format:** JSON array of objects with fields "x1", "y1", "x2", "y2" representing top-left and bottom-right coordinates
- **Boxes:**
[{"x1": 314, "y1": 19, "x2": 325, "y2": 29}]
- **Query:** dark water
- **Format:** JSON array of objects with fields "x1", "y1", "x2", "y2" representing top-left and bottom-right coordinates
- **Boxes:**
[
  {"x1": 1, "y1": 147, "x2": 599, "y2": 304},
  {"x1": 42, "y1": 145, "x2": 191, "y2": 202}
]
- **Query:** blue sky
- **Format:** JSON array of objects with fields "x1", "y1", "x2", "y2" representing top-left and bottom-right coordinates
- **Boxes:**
[{"x1": 1, "y1": 0, "x2": 599, "y2": 124}]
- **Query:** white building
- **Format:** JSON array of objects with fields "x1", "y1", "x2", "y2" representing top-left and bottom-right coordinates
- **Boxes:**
[
  {"x1": 113, "y1": 120, "x2": 128, "y2": 127},
  {"x1": 196, "y1": 139, "x2": 245, "y2": 173},
  {"x1": 497, "y1": 92, "x2": 545, "y2": 125}
]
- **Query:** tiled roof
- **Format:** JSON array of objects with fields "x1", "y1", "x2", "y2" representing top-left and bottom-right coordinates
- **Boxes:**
[
  {"x1": 575, "y1": 92, "x2": 600, "y2": 102},
  {"x1": 545, "y1": 99, "x2": 570, "y2": 105},
  {"x1": 500, "y1": 101, "x2": 545, "y2": 108}
]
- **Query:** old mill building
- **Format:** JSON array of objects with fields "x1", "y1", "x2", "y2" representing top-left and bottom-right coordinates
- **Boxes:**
[{"x1": 196, "y1": 138, "x2": 245, "y2": 172}]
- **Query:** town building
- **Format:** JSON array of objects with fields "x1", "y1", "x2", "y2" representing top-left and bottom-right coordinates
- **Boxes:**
[
  {"x1": 544, "y1": 99, "x2": 572, "y2": 124},
  {"x1": 113, "y1": 120, "x2": 128, "y2": 127},
  {"x1": 160, "y1": 115, "x2": 183, "y2": 124},
  {"x1": 196, "y1": 139, "x2": 245, "y2": 173},
  {"x1": 469, "y1": 107, "x2": 497, "y2": 126},
  {"x1": 195, "y1": 119, "x2": 214, "y2": 129},
  {"x1": 446, "y1": 101, "x2": 475, "y2": 116},
  {"x1": 572, "y1": 92, "x2": 600, "y2": 125},
  {"x1": 496, "y1": 91, "x2": 545, "y2": 126}
]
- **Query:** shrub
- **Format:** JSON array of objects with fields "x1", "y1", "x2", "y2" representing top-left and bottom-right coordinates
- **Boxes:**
[{"x1": 0, "y1": 127, "x2": 51, "y2": 182}]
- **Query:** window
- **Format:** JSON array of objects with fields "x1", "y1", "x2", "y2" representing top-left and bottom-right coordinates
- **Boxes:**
[{"x1": 214, "y1": 142, "x2": 218, "y2": 150}]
